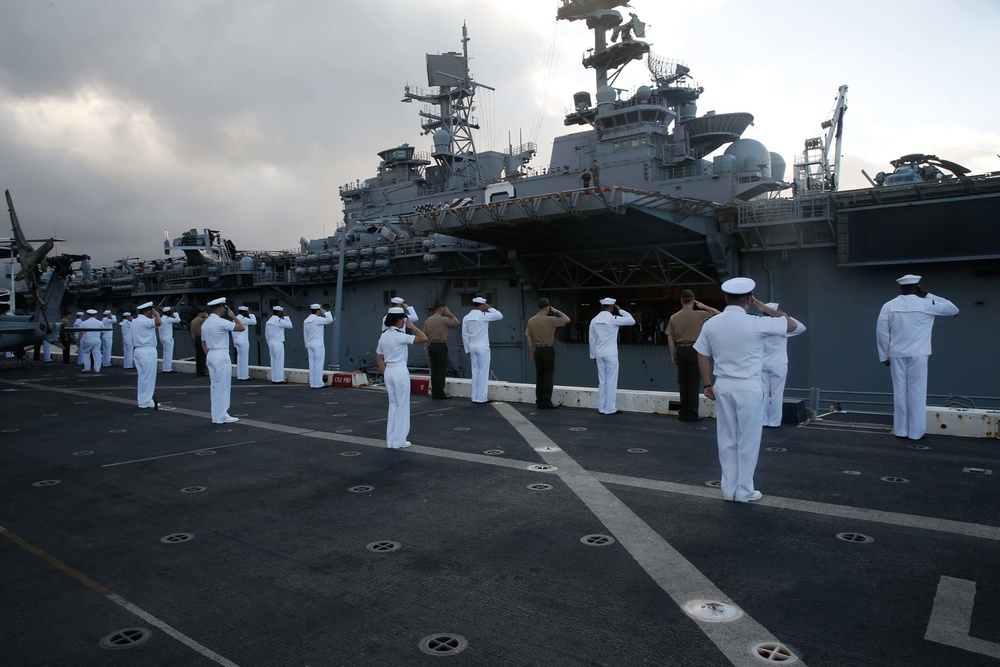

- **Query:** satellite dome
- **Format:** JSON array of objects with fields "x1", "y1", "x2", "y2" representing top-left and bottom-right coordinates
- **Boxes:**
[
  {"x1": 769, "y1": 152, "x2": 786, "y2": 182},
  {"x1": 724, "y1": 139, "x2": 771, "y2": 175},
  {"x1": 635, "y1": 86, "x2": 652, "y2": 104}
]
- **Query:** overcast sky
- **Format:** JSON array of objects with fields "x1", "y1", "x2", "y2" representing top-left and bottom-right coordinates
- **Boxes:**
[{"x1": 2, "y1": 0, "x2": 997, "y2": 268}]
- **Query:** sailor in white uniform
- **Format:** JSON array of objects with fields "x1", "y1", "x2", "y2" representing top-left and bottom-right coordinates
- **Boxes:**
[
  {"x1": 876, "y1": 274, "x2": 959, "y2": 440},
  {"x1": 119, "y1": 312, "x2": 134, "y2": 369},
  {"x1": 131, "y1": 302, "x2": 162, "y2": 407},
  {"x1": 588, "y1": 298, "x2": 636, "y2": 414},
  {"x1": 233, "y1": 305, "x2": 257, "y2": 381},
  {"x1": 100, "y1": 310, "x2": 117, "y2": 368},
  {"x1": 265, "y1": 306, "x2": 293, "y2": 383},
  {"x1": 695, "y1": 278, "x2": 796, "y2": 503},
  {"x1": 203, "y1": 297, "x2": 244, "y2": 424},
  {"x1": 461, "y1": 296, "x2": 503, "y2": 403},
  {"x1": 760, "y1": 302, "x2": 807, "y2": 427},
  {"x1": 77, "y1": 310, "x2": 104, "y2": 373},
  {"x1": 158, "y1": 306, "x2": 181, "y2": 372},
  {"x1": 382, "y1": 296, "x2": 419, "y2": 331},
  {"x1": 303, "y1": 303, "x2": 333, "y2": 388},
  {"x1": 377, "y1": 307, "x2": 427, "y2": 448}
]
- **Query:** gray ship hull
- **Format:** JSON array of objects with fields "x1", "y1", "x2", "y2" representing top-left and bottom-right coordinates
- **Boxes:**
[{"x1": 80, "y1": 234, "x2": 998, "y2": 413}]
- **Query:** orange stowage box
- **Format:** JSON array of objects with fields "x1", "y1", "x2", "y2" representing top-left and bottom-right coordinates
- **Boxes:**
[{"x1": 410, "y1": 376, "x2": 430, "y2": 395}]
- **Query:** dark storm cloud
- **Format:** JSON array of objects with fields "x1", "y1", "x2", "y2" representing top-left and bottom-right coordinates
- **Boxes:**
[{"x1": 0, "y1": 1, "x2": 520, "y2": 266}]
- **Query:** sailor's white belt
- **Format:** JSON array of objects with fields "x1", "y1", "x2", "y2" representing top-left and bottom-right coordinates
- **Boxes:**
[{"x1": 385, "y1": 362, "x2": 405, "y2": 367}]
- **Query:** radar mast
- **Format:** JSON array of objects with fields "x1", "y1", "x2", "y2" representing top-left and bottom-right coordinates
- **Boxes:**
[{"x1": 402, "y1": 23, "x2": 494, "y2": 189}]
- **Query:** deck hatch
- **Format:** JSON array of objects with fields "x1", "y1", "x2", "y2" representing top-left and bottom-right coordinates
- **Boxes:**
[
  {"x1": 418, "y1": 633, "x2": 468, "y2": 656},
  {"x1": 750, "y1": 641, "x2": 799, "y2": 663},
  {"x1": 100, "y1": 627, "x2": 153, "y2": 650}
]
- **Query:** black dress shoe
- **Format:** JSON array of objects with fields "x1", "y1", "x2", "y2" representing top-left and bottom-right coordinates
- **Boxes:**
[{"x1": 272, "y1": 381, "x2": 287, "y2": 384}]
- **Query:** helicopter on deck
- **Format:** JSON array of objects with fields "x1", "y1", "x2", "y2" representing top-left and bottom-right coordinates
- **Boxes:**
[
  {"x1": 0, "y1": 190, "x2": 79, "y2": 356},
  {"x1": 863, "y1": 154, "x2": 972, "y2": 187}
]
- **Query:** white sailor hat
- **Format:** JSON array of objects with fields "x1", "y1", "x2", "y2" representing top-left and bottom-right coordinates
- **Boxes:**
[
  {"x1": 310, "y1": 303, "x2": 322, "y2": 310},
  {"x1": 138, "y1": 301, "x2": 154, "y2": 310},
  {"x1": 472, "y1": 297, "x2": 487, "y2": 304},
  {"x1": 273, "y1": 306, "x2": 284, "y2": 312},
  {"x1": 387, "y1": 307, "x2": 405, "y2": 314},
  {"x1": 896, "y1": 274, "x2": 921, "y2": 285},
  {"x1": 390, "y1": 296, "x2": 406, "y2": 304},
  {"x1": 163, "y1": 306, "x2": 172, "y2": 312},
  {"x1": 721, "y1": 277, "x2": 756, "y2": 295},
  {"x1": 207, "y1": 297, "x2": 226, "y2": 307},
  {"x1": 86, "y1": 309, "x2": 98, "y2": 315},
  {"x1": 599, "y1": 297, "x2": 616, "y2": 305},
  {"x1": 238, "y1": 305, "x2": 249, "y2": 311},
  {"x1": 123, "y1": 312, "x2": 131, "y2": 317},
  {"x1": 103, "y1": 309, "x2": 111, "y2": 314},
  {"x1": 76, "y1": 311, "x2": 84, "y2": 316},
  {"x1": 764, "y1": 302, "x2": 779, "y2": 310}
]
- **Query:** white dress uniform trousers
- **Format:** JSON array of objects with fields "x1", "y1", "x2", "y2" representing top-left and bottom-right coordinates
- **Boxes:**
[
  {"x1": 384, "y1": 365, "x2": 411, "y2": 446},
  {"x1": 267, "y1": 339, "x2": 284, "y2": 381},
  {"x1": 889, "y1": 356, "x2": 928, "y2": 440},
  {"x1": 761, "y1": 318, "x2": 806, "y2": 427},
  {"x1": 233, "y1": 314, "x2": 256, "y2": 379},
  {"x1": 595, "y1": 356, "x2": 620, "y2": 414},
  {"x1": 133, "y1": 347, "x2": 156, "y2": 405},
  {"x1": 78, "y1": 320, "x2": 103, "y2": 373},
  {"x1": 714, "y1": 377, "x2": 765, "y2": 500},
  {"x1": 469, "y1": 347, "x2": 491, "y2": 402},
  {"x1": 101, "y1": 315, "x2": 116, "y2": 367},
  {"x1": 207, "y1": 349, "x2": 233, "y2": 421},
  {"x1": 120, "y1": 320, "x2": 134, "y2": 368}
]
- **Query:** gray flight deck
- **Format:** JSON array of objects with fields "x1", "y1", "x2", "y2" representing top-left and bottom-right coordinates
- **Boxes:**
[{"x1": 1, "y1": 364, "x2": 998, "y2": 666}]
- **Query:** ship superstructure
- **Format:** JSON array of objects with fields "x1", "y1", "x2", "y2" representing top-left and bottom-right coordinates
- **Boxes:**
[{"x1": 36, "y1": 0, "x2": 999, "y2": 407}]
